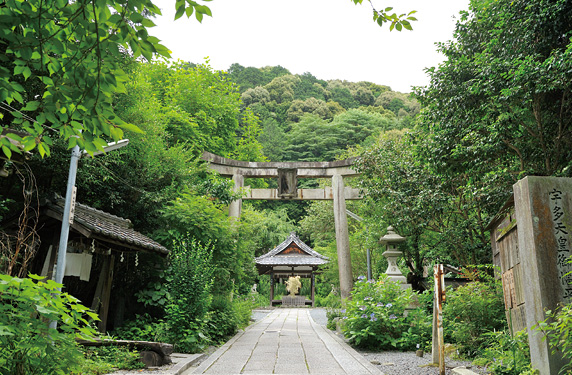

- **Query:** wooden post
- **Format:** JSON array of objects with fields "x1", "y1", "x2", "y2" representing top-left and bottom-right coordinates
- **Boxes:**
[
  {"x1": 432, "y1": 264, "x2": 445, "y2": 375},
  {"x1": 45, "y1": 243, "x2": 58, "y2": 280},
  {"x1": 432, "y1": 299, "x2": 439, "y2": 364},
  {"x1": 270, "y1": 272, "x2": 274, "y2": 304},
  {"x1": 91, "y1": 255, "x2": 110, "y2": 313},
  {"x1": 311, "y1": 273, "x2": 315, "y2": 307},
  {"x1": 98, "y1": 254, "x2": 115, "y2": 333}
]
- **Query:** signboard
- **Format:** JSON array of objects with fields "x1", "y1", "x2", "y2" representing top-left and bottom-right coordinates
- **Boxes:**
[{"x1": 68, "y1": 186, "x2": 77, "y2": 225}]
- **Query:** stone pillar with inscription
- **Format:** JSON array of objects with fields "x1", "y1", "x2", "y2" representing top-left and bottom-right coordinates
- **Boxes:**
[{"x1": 513, "y1": 176, "x2": 570, "y2": 374}]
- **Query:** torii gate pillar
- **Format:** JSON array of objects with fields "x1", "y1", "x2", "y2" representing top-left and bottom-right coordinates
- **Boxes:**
[
  {"x1": 201, "y1": 152, "x2": 361, "y2": 301},
  {"x1": 333, "y1": 174, "x2": 353, "y2": 301},
  {"x1": 229, "y1": 174, "x2": 243, "y2": 219}
]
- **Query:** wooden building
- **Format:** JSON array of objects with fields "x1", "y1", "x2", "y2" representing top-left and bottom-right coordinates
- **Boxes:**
[
  {"x1": 486, "y1": 196, "x2": 527, "y2": 332},
  {"x1": 2, "y1": 195, "x2": 169, "y2": 332},
  {"x1": 255, "y1": 232, "x2": 328, "y2": 307}
]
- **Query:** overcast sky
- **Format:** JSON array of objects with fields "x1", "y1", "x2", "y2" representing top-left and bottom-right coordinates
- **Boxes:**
[{"x1": 150, "y1": 0, "x2": 470, "y2": 93}]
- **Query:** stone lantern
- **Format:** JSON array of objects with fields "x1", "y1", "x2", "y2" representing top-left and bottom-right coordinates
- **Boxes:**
[{"x1": 379, "y1": 226, "x2": 407, "y2": 284}]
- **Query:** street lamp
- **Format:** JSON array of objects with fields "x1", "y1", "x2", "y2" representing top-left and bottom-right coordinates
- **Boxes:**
[
  {"x1": 379, "y1": 225, "x2": 407, "y2": 284},
  {"x1": 50, "y1": 139, "x2": 129, "y2": 329}
]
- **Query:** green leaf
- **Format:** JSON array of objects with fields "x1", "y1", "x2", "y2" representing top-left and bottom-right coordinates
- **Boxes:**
[
  {"x1": 141, "y1": 18, "x2": 156, "y2": 27},
  {"x1": 22, "y1": 66, "x2": 31, "y2": 80},
  {"x1": 22, "y1": 137, "x2": 36, "y2": 151},
  {"x1": 119, "y1": 123, "x2": 145, "y2": 134},
  {"x1": 22, "y1": 101, "x2": 40, "y2": 111},
  {"x1": 185, "y1": 5, "x2": 194, "y2": 17},
  {"x1": 0, "y1": 326, "x2": 14, "y2": 336},
  {"x1": 1, "y1": 145, "x2": 12, "y2": 159},
  {"x1": 174, "y1": 2, "x2": 186, "y2": 20}
]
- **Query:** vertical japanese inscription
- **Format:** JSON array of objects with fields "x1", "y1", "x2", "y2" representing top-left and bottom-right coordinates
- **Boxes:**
[{"x1": 548, "y1": 188, "x2": 572, "y2": 302}]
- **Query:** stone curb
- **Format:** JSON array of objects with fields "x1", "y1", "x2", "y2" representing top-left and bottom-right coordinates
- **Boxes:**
[
  {"x1": 308, "y1": 316, "x2": 382, "y2": 374},
  {"x1": 170, "y1": 353, "x2": 208, "y2": 375},
  {"x1": 451, "y1": 366, "x2": 480, "y2": 375}
]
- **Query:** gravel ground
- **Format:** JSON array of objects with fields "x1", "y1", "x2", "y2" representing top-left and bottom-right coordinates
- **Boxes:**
[{"x1": 359, "y1": 351, "x2": 488, "y2": 375}]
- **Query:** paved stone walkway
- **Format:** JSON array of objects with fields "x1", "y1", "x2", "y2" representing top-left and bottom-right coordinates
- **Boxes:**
[{"x1": 188, "y1": 308, "x2": 382, "y2": 375}]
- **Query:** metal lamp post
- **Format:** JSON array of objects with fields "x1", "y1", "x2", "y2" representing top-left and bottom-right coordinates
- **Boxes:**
[
  {"x1": 50, "y1": 139, "x2": 129, "y2": 330},
  {"x1": 379, "y1": 225, "x2": 407, "y2": 284}
]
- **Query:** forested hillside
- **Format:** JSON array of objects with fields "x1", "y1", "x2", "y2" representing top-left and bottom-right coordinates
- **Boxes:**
[{"x1": 225, "y1": 63, "x2": 419, "y2": 162}]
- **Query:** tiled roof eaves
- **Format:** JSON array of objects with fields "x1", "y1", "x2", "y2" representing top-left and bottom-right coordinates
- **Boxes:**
[
  {"x1": 73, "y1": 214, "x2": 168, "y2": 255},
  {"x1": 255, "y1": 233, "x2": 328, "y2": 261},
  {"x1": 48, "y1": 200, "x2": 168, "y2": 256},
  {"x1": 255, "y1": 255, "x2": 328, "y2": 266}
]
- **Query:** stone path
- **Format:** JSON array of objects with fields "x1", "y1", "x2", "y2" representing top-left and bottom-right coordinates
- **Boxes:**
[{"x1": 187, "y1": 308, "x2": 381, "y2": 375}]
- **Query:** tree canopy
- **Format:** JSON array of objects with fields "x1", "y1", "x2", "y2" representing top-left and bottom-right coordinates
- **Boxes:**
[
  {"x1": 415, "y1": 0, "x2": 572, "y2": 178},
  {"x1": 0, "y1": 0, "x2": 213, "y2": 158}
]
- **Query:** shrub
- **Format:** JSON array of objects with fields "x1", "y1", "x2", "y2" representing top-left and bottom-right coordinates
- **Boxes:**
[
  {"x1": 205, "y1": 293, "x2": 262, "y2": 345},
  {"x1": 473, "y1": 330, "x2": 533, "y2": 375},
  {"x1": 326, "y1": 308, "x2": 343, "y2": 330},
  {"x1": 443, "y1": 279, "x2": 507, "y2": 357},
  {"x1": 205, "y1": 296, "x2": 239, "y2": 344},
  {"x1": 112, "y1": 314, "x2": 168, "y2": 343},
  {"x1": 249, "y1": 291, "x2": 270, "y2": 308},
  {"x1": 341, "y1": 275, "x2": 429, "y2": 350},
  {"x1": 318, "y1": 292, "x2": 342, "y2": 308},
  {"x1": 79, "y1": 344, "x2": 145, "y2": 374},
  {"x1": 164, "y1": 237, "x2": 214, "y2": 353},
  {"x1": 0, "y1": 274, "x2": 98, "y2": 375},
  {"x1": 537, "y1": 303, "x2": 572, "y2": 374},
  {"x1": 233, "y1": 295, "x2": 256, "y2": 329}
]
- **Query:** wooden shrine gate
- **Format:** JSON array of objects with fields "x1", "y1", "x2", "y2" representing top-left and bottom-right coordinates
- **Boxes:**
[{"x1": 201, "y1": 152, "x2": 361, "y2": 301}]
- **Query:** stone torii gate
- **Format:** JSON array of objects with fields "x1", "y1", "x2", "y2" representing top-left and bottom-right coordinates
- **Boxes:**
[{"x1": 201, "y1": 151, "x2": 361, "y2": 301}]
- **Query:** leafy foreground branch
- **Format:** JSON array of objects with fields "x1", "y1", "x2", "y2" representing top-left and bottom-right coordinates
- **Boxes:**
[
  {"x1": 0, "y1": 273, "x2": 166, "y2": 374},
  {"x1": 0, "y1": 274, "x2": 98, "y2": 375}
]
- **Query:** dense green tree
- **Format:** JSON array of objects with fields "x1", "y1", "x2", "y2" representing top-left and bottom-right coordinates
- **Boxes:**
[
  {"x1": 353, "y1": 86, "x2": 375, "y2": 106},
  {"x1": 144, "y1": 61, "x2": 245, "y2": 156},
  {"x1": 286, "y1": 98, "x2": 332, "y2": 122},
  {"x1": 326, "y1": 81, "x2": 359, "y2": 109},
  {"x1": 68, "y1": 59, "x2": 262, "y2": 230},
  {"x1": 374, "y1": 91, "x2": 419, "y2": 116},
  {"x1": 260, "y1": 65, "x2": 291, "y2": 81},
  {"x1": 415, "y1": 0, "x2": 572, "y2": 178},
  {"x1": 0, "y1": 0, "x2": 211, "y2": 157},
  {"x1": 293, "y1": 72, "x2": 328, "y2": 101},
  {"x1": 227, "y1": 64, "x2": 270, "y2": 93},
  {"x1": 326, "y1": 101, "x2": 347, "y2": 118},
  {"x1": 238, "y1": 206, "x2": 296, "y2": 258},
  {"x1": 231, "y1": 108, "x2": 266, "y2": 162},
  {"x1": 283, "y1": 109, "x2": 399, "y2": 162},
  {"x1": 160, "y1": 190, "x2": 237, "y2": 293},
  {"x1": 258, "y1": 118, "x2": 287, "y2": 162},
  {"x1": 265, "y1": 75, "x2": 301, "y2": 104},
  {"x1": 241, "y1": 87, "x2": 271, "y2": 107},
  {"x1": 354, "y1": 129, "x2": 494, "y2": 280}
]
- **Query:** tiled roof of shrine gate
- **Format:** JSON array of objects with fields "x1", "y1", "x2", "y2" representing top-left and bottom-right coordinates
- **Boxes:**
[
  {"x1": 255, "y1": 232, "x2": 328, "y2": 266},
  {"x1": 45, "y1": 196, "x2": 169, "y2": 256}
]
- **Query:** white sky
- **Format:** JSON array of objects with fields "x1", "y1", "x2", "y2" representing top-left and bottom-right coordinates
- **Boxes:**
[{"x1": 150, "y1": 0, "x2": 469, "y2": 93}]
